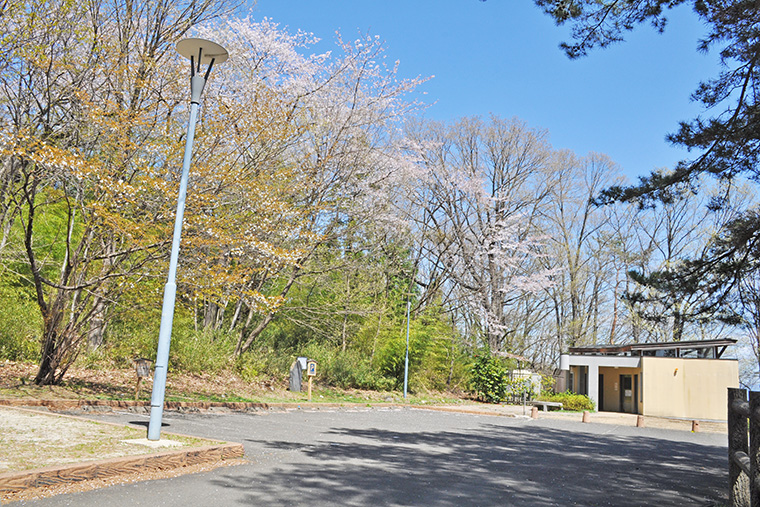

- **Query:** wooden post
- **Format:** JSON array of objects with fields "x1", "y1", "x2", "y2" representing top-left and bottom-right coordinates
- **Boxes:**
[
  {"x1": 729, "y1": 387, "x2": 749, "y2": 507},
  {"x1": 750, "y1": 391, "x2": 760, "y2": 505},
  {"x1": 582, "y1": 411, "x2": 590, "y2": 423},
  {"x1": 134, "y1": 377, "x2": 143, "y2": 401},
  {"x1": 133, "y1": 358, "x2": 153, "y2": 402},
  {"x1": 636, "y1": 415, "x2": 645, "y2": 428},
  {"x1": 306, "y1": 360, "x2": 316, "y2": 402},
  {"x1": 531, "y1": 406, "x2": 538, "y2": 419}
]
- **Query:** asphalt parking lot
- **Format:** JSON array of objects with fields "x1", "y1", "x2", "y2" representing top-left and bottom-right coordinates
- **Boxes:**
[{"x1": 17, "y1": 407, "x2": 727, "y2": 506}]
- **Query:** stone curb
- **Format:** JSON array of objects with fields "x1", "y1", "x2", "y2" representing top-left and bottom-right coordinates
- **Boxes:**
[
  {"x1": 0, "y1": 398, "x2": 410, "y2": 413},
  {"x1": 0, "y1": 399, "x2": 268, "y2": 411},
  {"x1": 0, "y1": 442, "x2": 244, "y2": 494}
]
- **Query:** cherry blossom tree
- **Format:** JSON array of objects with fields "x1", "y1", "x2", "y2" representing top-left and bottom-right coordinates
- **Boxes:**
[
  {"x1": 403, "y1": 116, "x2": 557, "y2": 353},
  {"x1": 177, "y1": 18, "x2": 426, "y2": 356}
]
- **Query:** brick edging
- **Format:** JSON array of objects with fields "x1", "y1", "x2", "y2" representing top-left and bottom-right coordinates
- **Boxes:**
[
  {"x1": 0, "y1": 399, "x2": 406, "y2": 412},
  {"x1": 0, "y1": 399, "x2": 271, "y2": 411},
  {"x1": 0, "y1": 442, "x2": 244, "y2": 493}
]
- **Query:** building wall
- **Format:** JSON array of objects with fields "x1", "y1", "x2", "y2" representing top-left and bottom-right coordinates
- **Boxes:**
[
  {"x1": 641, "y1": 357, "x2": 739, "y2": 420},
  {"x1": 598, "y1": 367, "x2": 642, "y2": 413}
]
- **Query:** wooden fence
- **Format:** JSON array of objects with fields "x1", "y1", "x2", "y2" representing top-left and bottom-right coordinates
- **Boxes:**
[{"x1": 729, "y1": 387, "x2": 760, "y2": 506}]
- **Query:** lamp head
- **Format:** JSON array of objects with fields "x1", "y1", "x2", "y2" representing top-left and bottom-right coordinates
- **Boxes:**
[
  {"x1": 176, "y1": 38, "x2": 229, "y2": 64},
  {"x1": 176, "y1": 38, "x2": 228, "y2": 102}
]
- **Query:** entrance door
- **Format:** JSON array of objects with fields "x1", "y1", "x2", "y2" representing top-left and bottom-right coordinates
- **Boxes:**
[
  {"x1": 598, "y1": 374, "x2": 604, "y2": 411},
  {"x1": 620, "y1": 374, "x2": 634, "y2": 413}
]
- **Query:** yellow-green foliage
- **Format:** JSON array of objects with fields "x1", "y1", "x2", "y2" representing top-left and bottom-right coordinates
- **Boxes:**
[
  {"x1": 537, "y1": 391, "x2": 595, "y2": 411},
  {"x1": 0, "y1": 275, "x2": 41, "y2": 361},
  {"x1": 299, "y1": 342, "x2": 394, "y2": 391},
  {"x1": 373, "y1": 306, "x2": 465, "y2": 392},
  {"x1": 169, "y1": 325, "x2": 238, "y2": 375}
]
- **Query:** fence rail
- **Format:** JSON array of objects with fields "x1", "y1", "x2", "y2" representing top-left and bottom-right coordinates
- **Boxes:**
[{"x1": 729, "y1": 388, "x2": 760, "y2": 506}]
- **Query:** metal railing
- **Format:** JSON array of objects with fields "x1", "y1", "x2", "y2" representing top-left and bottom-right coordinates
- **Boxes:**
[{"x1": 729, "y1": 388, "x2": 759, "y2": 506}]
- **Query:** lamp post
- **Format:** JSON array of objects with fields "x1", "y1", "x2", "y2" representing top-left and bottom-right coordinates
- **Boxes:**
[
  {"x1": 147, "y1": 38, "x2": 228, "y2": 441},
  {"x1": 403, "y1": 295, "x2": 410, "y2": 399}
]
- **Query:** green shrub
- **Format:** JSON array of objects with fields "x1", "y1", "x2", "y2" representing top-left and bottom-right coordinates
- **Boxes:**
[
  {"x1": 0, "y1": 275, "x2": 41, "y2": 361},
  {"x1": 537, "y1": 391, "x2": 595, "y2": 411},
  {"x1": 300, "y1": 343, "x2": 394, "y2": 391},
  {"x1": 235, "y1": 350, "x2": 268, "y2": 382},
  {"x1": 169, "y1": 326, "x2": 237, "y2": 375},
  {"x1": 505, "y1": 376, "x2": 536, "y2": 399},
  {"x1": 470, "y1": 354, "x2": 508, "y2": 403},
  {"x1": 101, "y1": 315, "x2": 160, "y2": 368},
  {"x1": 374, "y1": 332, "x2": 415, "y2": 390}
]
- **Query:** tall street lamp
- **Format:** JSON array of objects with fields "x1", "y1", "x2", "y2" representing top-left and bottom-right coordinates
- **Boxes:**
[
  {"x1": 147, "y1": 38, "x2": 228, "y2": 441},
  {"x1": 403, "y1": 295, "x2": 410, "y2": 399}
]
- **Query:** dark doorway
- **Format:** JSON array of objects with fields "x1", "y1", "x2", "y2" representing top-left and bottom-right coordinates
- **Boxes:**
[
  {"x1": 634, "y1": 374, "x2": 639, "y2": 413},
  {"x1": 598, "y1": 374, "x2": 604, "y2": 411},
  {"x1": 620, "y1": 374, "x2": 634, "y2": 413},
  {"x1": 578, "y1": 366, "x2": 588, "y2": 395}
]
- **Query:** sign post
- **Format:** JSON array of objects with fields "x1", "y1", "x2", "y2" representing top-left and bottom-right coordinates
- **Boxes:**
[
  {"x1": 133, "y1": 357, "x2": 153, "y2": 401},
  {"x1": 306, "y1": 360, "x2": 317, "y2": 401}
]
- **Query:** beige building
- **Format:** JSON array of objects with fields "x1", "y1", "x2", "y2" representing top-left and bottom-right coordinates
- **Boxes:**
[{"x1": 559, "y1": 339, "x2": 739, "y2": 421}]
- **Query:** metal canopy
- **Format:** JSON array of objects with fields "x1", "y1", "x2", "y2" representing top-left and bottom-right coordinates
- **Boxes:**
[{"x1": 568, "y1": 338, "x2": 738, "y2": 357}]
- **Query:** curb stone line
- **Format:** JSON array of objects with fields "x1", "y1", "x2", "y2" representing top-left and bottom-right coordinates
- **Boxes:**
[{"x1": 0, "y1": 442, "x2": 244, "y2": 494}]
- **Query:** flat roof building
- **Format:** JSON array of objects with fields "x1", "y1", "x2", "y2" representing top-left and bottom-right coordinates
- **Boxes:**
[{"x1": 559, "y1": 339, "x2": 739, "y2": 421}]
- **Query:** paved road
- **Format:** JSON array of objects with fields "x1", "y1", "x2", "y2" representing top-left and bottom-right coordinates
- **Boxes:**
[{"x1": 19, "y1": 407, "x2": 727, "y2": 506}]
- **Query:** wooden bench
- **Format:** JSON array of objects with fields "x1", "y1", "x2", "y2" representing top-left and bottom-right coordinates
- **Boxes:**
[{"x1": 529, "y1": 400, "x2": 563, "y2": 412}]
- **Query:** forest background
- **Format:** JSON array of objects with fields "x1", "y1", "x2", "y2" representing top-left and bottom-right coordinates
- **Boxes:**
[{"x1": 1, "y1": 0, "x2": 758, "y2": 394}]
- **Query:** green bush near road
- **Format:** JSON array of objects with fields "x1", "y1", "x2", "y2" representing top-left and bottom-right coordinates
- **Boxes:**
[
  {"x1": 470, "y1": 354, "x2": 509, "y2": 403},
  {"x1": 536, "y1": 391, "x2": 595, "y2": 411}
]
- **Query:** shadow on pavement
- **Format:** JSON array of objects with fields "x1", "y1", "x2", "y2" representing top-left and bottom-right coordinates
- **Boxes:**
[
  {"x1": 127, "y1": 420, "x2": 169, "y2": 428},
  {"x1": 209, "y1": 422, "x2": 726, "y2": 506}
]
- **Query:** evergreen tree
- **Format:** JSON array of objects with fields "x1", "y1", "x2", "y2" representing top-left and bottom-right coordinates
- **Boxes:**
[{"x1": 537, "y1": 0, "x2": 760, "y2": 333}]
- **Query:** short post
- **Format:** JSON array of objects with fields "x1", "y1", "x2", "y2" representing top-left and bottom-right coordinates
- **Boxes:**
[
  {"x1": 636, "y1": 415, "x2": 645, "y2": 428},
  {"x1": 133, "y1": 358, "x2": 153, "y2": 401},
  {"x1": 531, "y1": 406, "x2": 538, "y2": 419},
  {"x1": 691, "y1": 420, "x2": 700, "y2": 433},
  {"x1": 306, "y1": 360, "x2": 317, "y2": 402},
  {"x1": 582, "y1": 411, "x2": 590, "y2": 423}
]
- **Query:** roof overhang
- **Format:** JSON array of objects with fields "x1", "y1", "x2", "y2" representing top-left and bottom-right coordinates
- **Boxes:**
[
  {"x1": 568, "y1": 338, "x2": 737, "y2": 358},
  {"x1": 567, "y1": 355, "x2": 641, "y2": 369}
]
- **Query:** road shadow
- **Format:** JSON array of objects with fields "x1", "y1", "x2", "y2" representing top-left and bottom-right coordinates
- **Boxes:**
[
  {"x1": 128, "y1": 420, "x2": 169, "y2": 428},
  {"x1": 210, "y1": 421, "x2": 726, "y2": 506}
]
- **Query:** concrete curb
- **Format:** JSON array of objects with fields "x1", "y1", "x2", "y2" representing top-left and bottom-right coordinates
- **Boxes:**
[
  {"x1": 0, "y1": 398, "x2": 728, "y2": 431},
  {"x1": 0, "y1": 398, "x2": 403, "y2": 412},
  {"x1": 0, "y1": 442, "x2": 244, "y2": 494},
  {"x1": 0, "y1": 399, "x2": 268, "y2": 411}
]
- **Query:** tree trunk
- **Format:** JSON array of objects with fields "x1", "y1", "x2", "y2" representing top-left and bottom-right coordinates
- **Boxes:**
[
  {"x1": 35, "y1": 310, "x2": 79, "y2": 386},
  {"x1": 203, "y1": 300, "x2": 219, "y2": 330},
  {"x1": 88, "y1": 297, "x2": 107, "y2": 351},
  {"x1": 235, "y1": 312, "x2": 276, "y2": 357},
  {"x1": 236, "y1": 264, "x2": 302, "y2": 356},
  {"x1": 229, "y1": 298, "x2": 243, "y2": 332}
]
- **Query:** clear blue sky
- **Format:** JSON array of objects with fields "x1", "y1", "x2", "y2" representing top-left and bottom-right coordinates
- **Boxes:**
[{"x1": 250, "y1": 1, "x2": 718, "y2": 181}]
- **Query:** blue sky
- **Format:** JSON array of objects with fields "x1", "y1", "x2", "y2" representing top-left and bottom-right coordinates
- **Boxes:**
[{"x1": 251, "y1": 1, "x2": 718, "y2": 181}]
